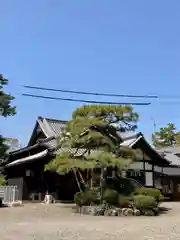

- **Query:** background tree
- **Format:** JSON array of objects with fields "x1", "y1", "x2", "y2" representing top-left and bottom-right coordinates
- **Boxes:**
[
  {"x1": 45, "y1": 104, "x2": 140, "y2": 194},
  {"x1": 152, "y1": 123, "x2": 180, "y2": 147},
  {"x1": 0, "y1": 73, "x2": 16, "y2": 165}
]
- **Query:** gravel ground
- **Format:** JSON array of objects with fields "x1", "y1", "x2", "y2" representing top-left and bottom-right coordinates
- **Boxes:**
[{"x1": 0, "y1": 202, "x2": 180, "y2": 240}]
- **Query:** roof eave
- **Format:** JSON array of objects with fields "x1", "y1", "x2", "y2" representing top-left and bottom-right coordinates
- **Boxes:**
[
  {"x1": 9, "y1": 136, "x2": 55, "y2": 156},
  {"x1": 129, "y1": 135, "x2": 170, "y2": 165}
]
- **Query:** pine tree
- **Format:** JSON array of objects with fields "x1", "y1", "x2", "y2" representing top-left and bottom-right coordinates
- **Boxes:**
[
  {"x1": 152, "y1": 123, "x2": 180, "y2": 147},
  {"x1": 0, "y1": 73, "x2": 16, "y2": 165},
  {"x1": 45, "y1": 105, "x2": 141, "y2": 192}
]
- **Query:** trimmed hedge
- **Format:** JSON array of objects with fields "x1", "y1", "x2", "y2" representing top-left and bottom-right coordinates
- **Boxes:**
[
  {"x1": 118, "y1": 195, "x2": 133, "y2": 208},
  {"x1": 74, "y1": 189, "x2": 99, "y2": 206},
  {"x1": 133, "y1": 195, "x2": 158, "y2": 212},
  {"x1": 103, "y1": 189, "x2": 119, "y2": 205},
  {"x1": 134, "y1": 187, "x2": 164, "y2": 202}
]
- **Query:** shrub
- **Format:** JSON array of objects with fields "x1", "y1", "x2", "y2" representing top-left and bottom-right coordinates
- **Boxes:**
[
  {"x1": 103, "y1": 189, "x2": 119, "y2": 205},
  {"x1": 74, "y1": 189, "x2": 99, "y2": 206},
  {"x1": 118, "y1": 195, "x2": 133, "y2": 208},
  {"x1": 74, "y1": 192, "x2": 84, "y2": 206},
  {"x1": 0, "y1": 175, "x2": 6, "y2": 186},
  {"x1": 134, "y1": 187, "x2": 164, "y2": 202},
  {"x1": 104, "y1": 177, "x2": 135, "y2": 196},
  {"x1": 133, "y1": 195, "x2": 158, "y2": 212}
]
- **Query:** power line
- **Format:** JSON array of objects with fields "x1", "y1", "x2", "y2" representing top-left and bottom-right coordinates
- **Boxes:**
[
  {"x1": 23, "y1": 85, "x2": 158, "y2": 99},
  {"x1": 22, "y1": 93, "x2": 151, "y2": 105}
]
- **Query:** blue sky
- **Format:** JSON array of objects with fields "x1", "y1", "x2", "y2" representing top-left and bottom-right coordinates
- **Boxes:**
[{"x1": 1, "y1": 0, "x2": 180, "y2": 145}]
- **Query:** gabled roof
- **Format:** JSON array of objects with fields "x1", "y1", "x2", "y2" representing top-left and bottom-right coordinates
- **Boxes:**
[
  {"x1": 120, "y1": 132, "x2": 143, "y2": 147},
  {"x1": 120, "y1": 132, "x2": 180, "y2": 166},
  {"x1": 28, "y1": 116, "x2": 67, "y2": 146},
  {"x1": 7, "y1": 116, "x2": 174, "y2": 167},
  {"x1": 120, "y1": 132, "x2": 170, "y2": 165}
]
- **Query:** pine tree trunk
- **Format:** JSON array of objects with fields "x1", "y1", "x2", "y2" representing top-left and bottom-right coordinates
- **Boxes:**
[
  {"x1": 73, "y1": 169, "x2": 82, "y2": 192},
  {"x1": 90, "y1": 169, "x2": 93, "y2": 188},
  {"x1": 100, "y1": 168, "x2": 104, "y2": 204},
  {"x1": 77, "y1": 170, "x2": 85, "y2": 185}
]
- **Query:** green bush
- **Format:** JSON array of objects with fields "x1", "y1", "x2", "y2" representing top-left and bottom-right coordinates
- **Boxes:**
[
  {"x1": 0, "y1": 175, "x2": 6, "y2": 186},
  {"x1": 118, "y1": 195, "x2": 133, "y2": 208},
  {"x1": 104, "y1": 177, "x2": 135, "y2": 196},
  {"x1": 134, "y1": 187, "x2": 164, "y2": 202},
  {"x1": 133, "y1": 195, "x2": 158, "y2": 212},
  {"x1": 103, "y1": 189, "x2": 119, "y2": 205},
  {"x1": 74, "y1": 189, "x2": 99, "y2": 206}
]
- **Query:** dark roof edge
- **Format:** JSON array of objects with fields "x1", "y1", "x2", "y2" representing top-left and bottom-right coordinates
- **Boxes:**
[
  {"x1": 43, "y1": 117, "x2": 68, "y2": 124},
  {"x1": 121, "y1": 132, "x2": 143, "y2": 141},
  {"x1": 9, "y1": 136, "x2": 55, "y2": 156},
  {"x1": 137, "y1": 136, "x2": 170, "y2": 165}
]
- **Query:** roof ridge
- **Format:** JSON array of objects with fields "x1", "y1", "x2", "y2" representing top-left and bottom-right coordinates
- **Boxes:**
[
  {"x1": 40, "y1": 116, "x2": 68, "y2": 123},
  {"x1": 122, "y1": 132, "x2": 142, "y2": 141}
]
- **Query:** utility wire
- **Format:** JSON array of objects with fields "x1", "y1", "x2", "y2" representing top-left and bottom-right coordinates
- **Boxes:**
[
  {"x1": 22, "y1": 93, "x2": 151, "y2": 105},
  {"x1": 10, "y1": 84, "x2": 180, "y2": 100},
  {"x1": 23, "y1": 85, "x2": 158, "y2": 99}
]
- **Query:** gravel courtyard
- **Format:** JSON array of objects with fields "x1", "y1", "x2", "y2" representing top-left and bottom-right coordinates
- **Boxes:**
[{"x1": 0, "y1": 202, "x2": 180, "y2": 240}]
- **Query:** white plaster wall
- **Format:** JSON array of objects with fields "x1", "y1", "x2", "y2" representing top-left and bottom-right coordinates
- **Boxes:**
[
  {"x1": 145, "y1": 172, "x2": 153, "y2": 186},
  {"x1": 130, "y1": 161, "x2": 180, "y2": 176},
  {"x1": 145, "y1": 162, "x2": 152, "y2": 170},
  {"x1": 130, "y1": 162, "x2": 143, "y2": 169},
  {"x1": 162, "y1": 167, "x2": 180, "y2": 175}
]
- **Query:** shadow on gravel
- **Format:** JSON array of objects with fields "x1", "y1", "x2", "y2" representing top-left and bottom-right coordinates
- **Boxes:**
[
  {"x1": 158, "y1": 206, "x2": 171, "y2": 215},
  {"x1": 0, "y1": 204, "x2": 9, "y2": 208}
]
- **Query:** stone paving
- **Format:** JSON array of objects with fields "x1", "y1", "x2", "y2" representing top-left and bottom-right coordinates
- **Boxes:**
[{"x1": 0, "y1": 202, "x2": 180, "y2": 240}]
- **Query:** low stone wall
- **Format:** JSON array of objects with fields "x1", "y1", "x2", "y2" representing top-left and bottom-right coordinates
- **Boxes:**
[{"x1": 75, "y1": 205, "x2": 142, "y2": 216}]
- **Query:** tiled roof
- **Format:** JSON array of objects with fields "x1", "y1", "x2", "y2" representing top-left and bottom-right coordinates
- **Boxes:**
[
  {"x1": 156, "y1": 145, "x2": 180, "y2": 155},
  {"x1": 160, "y1": 152, "x2": 180, "y2": 166},
  {"x1": 120, "y1": 135, "x2": 142, "y2": 147},
  {"x1": 43, "y1": 118, "x2": 67, "y2": 137},
  {"x1": 11, "y1": 115, "x2": 180, "y2": 167},
  {"x1": 55, "y1": 147, "x2": 88, "y2": 156},
  {"x1": 36, "y1": 117, "x2": 67, "y2": 138}
]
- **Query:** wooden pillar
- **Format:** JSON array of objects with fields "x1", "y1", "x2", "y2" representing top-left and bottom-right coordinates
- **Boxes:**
[
  {"x1": 143, "y1": 152, "x2": 146, "y2": 185},
  {"x1": 152, "y1": 164, "x2": 155, "y2": 187},
  {"x1": 144, "y1": 162, "x2": 153, "y2": 187}
]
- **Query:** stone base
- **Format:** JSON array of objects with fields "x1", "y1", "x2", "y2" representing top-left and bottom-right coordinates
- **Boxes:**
[
  {"x1": 8, "y1": 201, "x2": 23, "y2": 207},
  {"x1": 75, "y1": 205, "x2": 142, "y2": 216}
]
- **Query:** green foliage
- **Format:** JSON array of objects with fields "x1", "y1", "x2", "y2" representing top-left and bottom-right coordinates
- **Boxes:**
[
  {"x1": 104, "y1": 176, "x2": 137, "y2": 196},
  {"x1": 135, "y1": 187, "x2": 164, "y2": 202},
  {"x1": 0, "y1": 175, "x2": 6, "y2": 186},
  {"x1": 46, "y1": 104, "x2": 139, "y2": 176},
  {"x1": 68, "y1": 105, "x2": 139, "y2": 149},
  {"x1": 0, "y1": 74, "x2": 16, "y2": 117},
  {"x1": 102, "y1": 189, "x2": 119, "y2": 205},
  {"x1": 86, "y1": 152, "x2": 133, "y2": 170},
  {"x1": 74, "y1": 189, "x2": 99, "y2": 206},
  {"x1": 0, "y1": 136, "x2": 9, "y2": 162},
  {"x1": 45, "y1": 153, "x2": 95, "y2": 174},
  {"x1": 118, "y1": 195, "x2": 133, "y2": 208},
  {"x1": 133, "y1": 195, "x2": 157, "y2": 211},
  {"x1": 0, "y1": 73, "x2": 16, "y2": 164},
  {"x1": 46, "y1": 104, "x2": 140, "y2": 201},
  {"x1": 152, "y1": 123, "x2": 180, "y2": 147}
]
